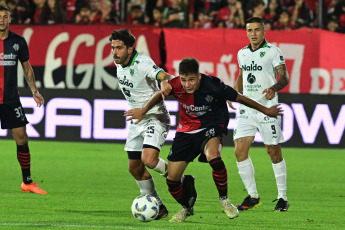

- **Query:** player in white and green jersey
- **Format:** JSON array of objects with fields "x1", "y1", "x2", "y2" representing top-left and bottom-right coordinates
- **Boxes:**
[
  {"x1": 233, "y1": 17, "x2": 290, "y2": 212},
  {"x1": 109, "y1": 28, "x2": 173, "y2": 219}
]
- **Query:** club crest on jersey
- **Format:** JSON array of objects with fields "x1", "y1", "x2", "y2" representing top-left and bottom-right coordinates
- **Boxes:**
[
  {"x1": 260, "y1": 52, "x2": 265, "y2": 57},
  {"x1": 13, "y1": 44, "x2": 19, "y2": 51},
  {"x1": 205, "y1": 95, "x2": 214, "y2": 103},
  {"x1": 130, "y1": 68, "x2": 134, "y2": 76}
]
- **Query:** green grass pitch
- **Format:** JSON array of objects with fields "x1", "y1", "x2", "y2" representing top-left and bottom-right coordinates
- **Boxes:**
[{"x1": 0, "y1": 140, "x2": 344, "y2": 230}]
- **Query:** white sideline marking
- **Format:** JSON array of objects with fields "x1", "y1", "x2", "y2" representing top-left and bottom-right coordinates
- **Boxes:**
[{"x1": 0, "y1": 223, "x2": 172, "y2": 229}]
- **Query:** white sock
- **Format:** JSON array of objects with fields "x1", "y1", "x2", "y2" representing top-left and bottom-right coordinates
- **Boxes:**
[
  {"x1": 272, "y1": 159, "x2": 287, "y2": 201},
  {"x1": 136, "y1": 178, "x2": 163, "y2": 205},
  {"x1": 237, "y1": 157, "x2": 259, "y2": 198},
  {"x1": 153, "y1": 158, "x2": 168, "y2": 177}
]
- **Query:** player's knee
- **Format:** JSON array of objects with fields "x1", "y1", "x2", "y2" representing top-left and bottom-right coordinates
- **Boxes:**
[
  {"x1": 234, "y1": 149, "x2": 247, "y2": 161},
  {"x1": 141, "y1": 156, "x2": 158, "y2": 169}
]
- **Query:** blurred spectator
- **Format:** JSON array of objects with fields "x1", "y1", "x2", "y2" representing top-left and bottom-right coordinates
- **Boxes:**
[
  {"x1": 75, "y1": 4, "x2": 91, "y2": 24},
  {"x1": 40, "y1": 0, "x2": 66, "y2": 24},
  {"x1": 33, "y1": 0, "x2": 45, "y2": 23},
  {"x1": 326, "y1": 18, "x2": 341, "y2": 32},
  {"x1": 193, "y1": 8, "x2": 214, "y2": 28},
  {"x1": 152, "y1": 6, "x2": 164, "y2": 27},
  {"x1": 251, "y1": 0, "x2": 266, "y2": 18},
  {"x1": 264, "y1": 0, "x2": 282, "y2": 24},
  {"x1": 89, "y1": 0, "x2": 102, "y2": 23},
  {"x1": 7, "y1": 0, "x2": 32, "y2": 24},
  {"x1": 61, "y1": 0, "x2": 76, "y2": 22},
  {"x1": 273, "y1": 8, "x2": 295, "y2": 30},
  {"x1": 216, "y1": 19, "x2": 227, "y2": 27},
  {"x1": 291, "y1": 0, "x2": 314, "y2": 28},
  {"x1": 188, "y1": 0, "x2": 226, "y2": 27},
  {"x1": 127, "y1": 5, "x2": 146, "y2": 24},
  {"x1": 100, "y1": 0, "x2": 119, "y2": 24},
  {"x1": 215, "y1": 0, "x2": 244, "y2": 26},
  {"x1": 145, "y1": 0, "x2": 168, "y2": 24},
  {"x1": 162, "y1": 0, "x2": 188, "y2": 28}
]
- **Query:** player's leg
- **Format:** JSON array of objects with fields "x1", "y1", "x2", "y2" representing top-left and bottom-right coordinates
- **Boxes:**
[
  {"x1": 2, "y1": 102, "x2": 46, "y2": 194},
  {"x1": 259, "y1": 115, "x2": 288, "y2": 212},
  {"x1": 11, "y1": 126, "x2": 47, "y2": 194},
  {"x1": 167, "y1": 160, "x2": 195, "y2": 222},
  {"x1": 234, "y1": 136, "x2": 262, "y2": 210},
  {"x1": 142, "y1": 119, "x2": 169, "y2": 177},
  {"x1": 141, "y1": 147, "x2": 167, "y2": 177},
  {"x1": 204, "y1": 136, "x2": 239, "y2": 219},
  {"x1": 233, "y1": 114, "x2": 262, "y2": 210},
  {"x1": 265, "y1": 144, "x2": 289, "y2": 212},
  {"x1": 127, "y1": 151, "x2": 168, "y2": 219},
  {"x1": 166, "y1": 132, "x2": 198, "y2": 222}
]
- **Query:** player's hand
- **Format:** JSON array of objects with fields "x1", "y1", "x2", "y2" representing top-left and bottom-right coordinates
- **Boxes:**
[
  {"x1": 160, "y1": 81, "x2": 172, "y2": 100},
  {"x1": 124, "y1": 108, "x2": 144, "y2": 124},
  {"x1": 262, "y1": 88, "x2": 275, "y2": 100},
  {"x1": 33, "y1": 92, "x2": 44, "y2": 107},
  {"x1": 266, "y1": 104, "x2": 283, "y2": 118},
  {"x1": 227, "y1": 100, "x2": 236, "y2": 110}
]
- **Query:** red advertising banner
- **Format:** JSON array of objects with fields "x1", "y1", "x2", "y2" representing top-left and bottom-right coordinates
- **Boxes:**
[
  {"x1": 11, "y1": 25, "x2": 162, "y2": 90},
  {"x1": 164, "y1": 28, "x2": 345, "y2": 95}
]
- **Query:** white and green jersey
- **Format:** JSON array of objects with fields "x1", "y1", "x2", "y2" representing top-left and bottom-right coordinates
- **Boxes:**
[
  {"x1": 115, "y1": 50, "x2": 169, "y2": 117},
  {"x1": 237, "y1": 39, "x2": 285, "y2": 110}
]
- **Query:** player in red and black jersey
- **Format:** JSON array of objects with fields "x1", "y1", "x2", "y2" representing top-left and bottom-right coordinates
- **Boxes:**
[
  {"x1": 0, "y1": 3, "x2": 46, "y2": 194},
  {"x1": 125, "y1": 57, "x2": 282, "y2": 222}
]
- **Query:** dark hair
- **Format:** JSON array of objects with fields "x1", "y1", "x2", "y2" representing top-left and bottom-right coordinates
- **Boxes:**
[
  {"x1": 0, "y1": 3, "x2": 11, "y2": 12},
  {"x1": 246, "y1": 17, "x2": 265, "y2": 28},
  {"x1": 179, "y1": 57, "x2": 199, "y2": 76},
  {"x1": 109, "y1": 28, "x2": 136, "y2": 47}
]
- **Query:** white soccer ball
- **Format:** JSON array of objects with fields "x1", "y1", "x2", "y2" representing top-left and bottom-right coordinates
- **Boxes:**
[{"x1": 131, "y1": 194, "x2": 159, "y2": 222}]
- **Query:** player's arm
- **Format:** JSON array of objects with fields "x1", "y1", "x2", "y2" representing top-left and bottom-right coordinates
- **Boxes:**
[
  {"x1": 263, "y1": 64, "x2": 289, "y2": 100},
  {"x1": 124, "y1": 91, "x2": 164, "y2": 124},
  {"x1": 227, "y1": 68, "x2": 243, "y2": 110},
  {"x1": 157, "y1": 71, "x2": 174, "y2": 99},
  {"x1": 235, "y1": 93, "x2": 283, "y2": 118},
  {"x1": 21, "y1": 60, "x2": 44, "y2": 107}
]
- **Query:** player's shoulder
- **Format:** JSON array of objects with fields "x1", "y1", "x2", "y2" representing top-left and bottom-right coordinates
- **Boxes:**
[
  {"x1": 238, "y1": 45, "x2": 250, "y2": 54},
  {"x1": 8, "y1": 31, "x2": 26, "y2": 42},
  {"x1": 264, "y1": 41, "x2": 281, "y2": 53}
]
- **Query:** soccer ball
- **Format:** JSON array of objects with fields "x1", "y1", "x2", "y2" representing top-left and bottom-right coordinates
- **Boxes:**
[{"x1": 131, "y1": 194, "x2": 159, "y2": 222}]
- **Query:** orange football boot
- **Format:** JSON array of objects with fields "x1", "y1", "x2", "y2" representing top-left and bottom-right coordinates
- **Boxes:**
[{"x1": 21, "y1": 182, "x2": 47, "y2": 194}]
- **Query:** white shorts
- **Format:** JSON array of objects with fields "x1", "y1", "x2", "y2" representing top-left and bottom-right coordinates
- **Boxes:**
[
  {"x1": 233, "y1": 108, "x2": 284, "y2": 145},
  {"x1": 125, "y1": 115, "x2": 170, "y2": 152}
]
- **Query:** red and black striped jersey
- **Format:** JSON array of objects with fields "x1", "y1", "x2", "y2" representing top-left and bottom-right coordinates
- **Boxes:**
[
  {"x1": 168, "y1": 74, "x2": 238, "y2": 133},
  {"x1": 0, "y1": 31, "x2": 29, "y2": 104}
]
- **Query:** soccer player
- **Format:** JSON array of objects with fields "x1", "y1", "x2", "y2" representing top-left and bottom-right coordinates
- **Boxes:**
[
  {"x1": 233, "y1": 17, "x2": 289, "y2": 212},
  {"x1": 125, "y1": 57, "x2": 283, "y2": 222},
  {"x1": 109, "y1": 28, "x2": 173, "y2": 219},
  {"x1": 0, "y1": 3, "x2": 46, "y2": 194}
]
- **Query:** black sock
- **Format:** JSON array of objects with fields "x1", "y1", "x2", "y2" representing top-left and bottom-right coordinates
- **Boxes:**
[
  {"x1": 17, "y1": 144, "x2": 32, "y2": 184},
  {"x1": 166, "y1": 178, "x2": 190, "y2": 208},
  {"x1": 209, "y1": 157, "x2": 228, "y2": 198}
]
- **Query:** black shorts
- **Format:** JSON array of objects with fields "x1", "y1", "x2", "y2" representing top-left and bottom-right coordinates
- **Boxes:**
[
  {"x1": 0, "y1": 102, "x2": 29, "y2": 129},
  {"x1": 168, "y1": 125, "x2": 226, "y2": 163}
]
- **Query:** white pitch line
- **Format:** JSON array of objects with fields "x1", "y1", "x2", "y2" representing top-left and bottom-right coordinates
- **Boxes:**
[{"x1": 0, "y1": 222, "x2": 174, "y2": 230}]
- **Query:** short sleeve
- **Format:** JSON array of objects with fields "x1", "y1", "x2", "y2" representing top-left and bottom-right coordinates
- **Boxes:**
[
  {"x1": 138, "y1": 56, "x2": 163, "y2": 80},
  {"x1": 270, "y1": 46, "x2": 285, "y2": 68},
  {"x1": 18, "y1": 37, "x2": 29, "y2": 63}
]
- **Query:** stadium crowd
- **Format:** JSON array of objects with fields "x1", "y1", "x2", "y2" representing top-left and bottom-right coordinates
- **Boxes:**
[{"x1": 7, "y1": 0, "x2": 345, "y2": 33}]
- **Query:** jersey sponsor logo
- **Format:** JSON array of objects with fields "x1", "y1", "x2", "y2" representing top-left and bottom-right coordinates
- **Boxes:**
[
  {"x1": 242, "y1": 61, "x2": 262, "y2": 71},
  {"x1": 247, "y1": 73, "x2": 256, "y2": 84},
  {"x1": 122, "y1": 87, "x2": 131, "y2": 97},
  {"x1": 0, "y1": 61, "x2": 16, "y2": 66},
  {"x1": 180, "y1": 102, "x2": 209, "y2": 116},
  {"x1": 13, "y1": 44, "x2": 19, "y2": 51},
  {"x1": 118, "y1": 76, "x2": 133, "y2": 88},
  {"x1": 0, "y1": 53, "x2": 17, "y2": 59}
]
